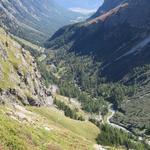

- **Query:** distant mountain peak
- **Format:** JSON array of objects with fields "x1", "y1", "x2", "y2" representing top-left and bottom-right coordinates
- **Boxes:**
[{"x1": 87, "y1": 2, "x2": 128, "y2": 24}]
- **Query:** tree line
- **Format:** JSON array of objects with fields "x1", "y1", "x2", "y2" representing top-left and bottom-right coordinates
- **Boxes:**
[{"x1": 97, "y1": 124, "x2": 150, "y2": 150}]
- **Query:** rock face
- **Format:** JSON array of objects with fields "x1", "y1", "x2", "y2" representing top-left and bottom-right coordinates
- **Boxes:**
[
  {"x1": 46, "y1": 0, "x2": 150, "y2": 81},
  {"x1": 0, "y1": 27, "x2": 52, "y2": 106},
  {"x1": 0, "y1": 0, "x2": 80, "y2": 45}
]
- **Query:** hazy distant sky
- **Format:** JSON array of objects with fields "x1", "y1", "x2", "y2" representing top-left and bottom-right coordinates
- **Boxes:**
[{"x1": 55, "y1": 0, "x2": 104, "y2": 14}]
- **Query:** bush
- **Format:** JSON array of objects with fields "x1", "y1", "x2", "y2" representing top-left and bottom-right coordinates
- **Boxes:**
[{"x1": 54, "y1": 99, "x2": 85, "y2": 121}]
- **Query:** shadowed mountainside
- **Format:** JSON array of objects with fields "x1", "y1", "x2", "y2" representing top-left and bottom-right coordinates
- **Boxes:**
[{"x1": 45, "y1": 0, "x2": 150, "y2": 81}]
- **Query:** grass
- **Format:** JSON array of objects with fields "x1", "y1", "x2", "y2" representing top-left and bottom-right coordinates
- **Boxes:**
[
  {"x1": 28, "y1": 106, "x2": 100, "y2": 143},
  {"x1": 0, "y1": 28, "x2": 30, "y2": 88},
  {"x1": 0, "y1": 27, "x2": 41, "y2": 103},
  {"x1": 0, "y1": 108, "x2": 35, "y2": 150},
  {"x1": 0, "y1": 105, "x2": 100, "y2": 150}
]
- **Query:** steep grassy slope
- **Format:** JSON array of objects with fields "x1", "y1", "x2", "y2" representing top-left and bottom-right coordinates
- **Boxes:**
[
  {"x1": 0, "y1": 105, "x2": 100, "y2": 150},
  {"x1": 0, "y1": 27, "x2": 49, "y2": 106}
]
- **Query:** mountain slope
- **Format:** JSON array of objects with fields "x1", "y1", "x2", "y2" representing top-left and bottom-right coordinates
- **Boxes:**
[
  {"x1": 0, "y1": 0, "x2": 80, "y2": 45},
  {"x1": 0, "y1": 27, "x2": 102, "y2": 150},
  {"x1": 0, "y1": 25, "x2": 104, "y2": 150},
  {"x1": 45, "y1": 0, "x2": 150, "y2": 134},
  {"x1": 0, "y1": 104, "x2": 100, "y2": 150},
  {"x1": 46, "y1": 0, "x2": 150, "y2": 81},
  {"x1": 0, "y1": 27, "x2": 51, "y2": 106}
]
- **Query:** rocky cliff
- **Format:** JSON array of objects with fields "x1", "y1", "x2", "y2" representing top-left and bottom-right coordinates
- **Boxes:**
[{"x1": 0, "y1": 27, "x2": 52, "y2": 106}]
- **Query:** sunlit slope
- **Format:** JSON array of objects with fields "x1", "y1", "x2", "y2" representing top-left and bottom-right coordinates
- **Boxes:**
[
  {"x1": 0, "y1": 105, "x2": 100, "y2": 150},
  {"x1": 0, "y1": 27, "x2": 48, "y2": 105}
]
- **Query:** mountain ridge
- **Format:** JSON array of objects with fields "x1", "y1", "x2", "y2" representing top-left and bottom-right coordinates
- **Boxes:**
[
  {"x1": 45, "y1": 0, "x2": 150, "y2": 81},
  {"x1": 0, "y1": 0, "x2": 81, "y2": 45}
]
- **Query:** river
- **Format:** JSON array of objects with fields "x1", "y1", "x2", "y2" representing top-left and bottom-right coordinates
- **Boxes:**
[
  {"x1": 106, "y1": 105, "x2": 131, "y2": 133},
  {"x1": 106, "y1": 105, "x2": 150, "y2": 145}
]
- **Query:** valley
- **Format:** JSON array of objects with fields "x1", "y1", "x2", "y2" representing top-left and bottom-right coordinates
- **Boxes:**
[
  {"x1": 0, "y1": 0, "x2": 150, "y2": 150},
  {"x1": 0, "y1": 26, "x2": 103, "y2": 150},
  {"x1": 0, "y1": 0, "x2": 83, "y2": 45},
  {"x1": 45, "y1": 0, "x2": 150, "y2": 137}
]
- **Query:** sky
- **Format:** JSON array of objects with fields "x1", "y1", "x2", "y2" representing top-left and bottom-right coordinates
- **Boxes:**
[{"x1": 55, "y1": 0, "x2": 104, "y2": 15}]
